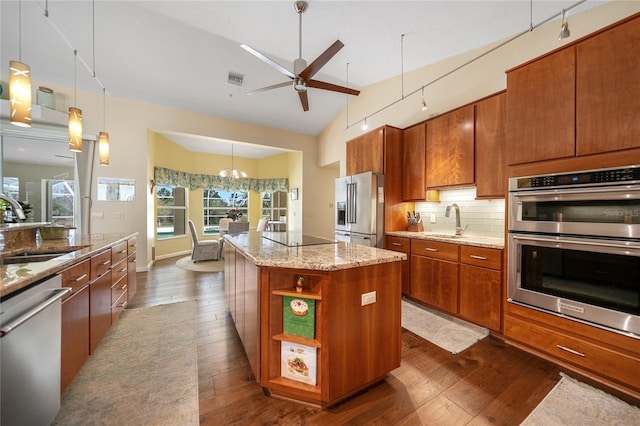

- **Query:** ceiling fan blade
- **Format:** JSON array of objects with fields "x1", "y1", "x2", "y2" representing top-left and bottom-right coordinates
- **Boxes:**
[
  {"x1": 299, "y1": 40, "x2": 344, "y2": 81},
  {"x1": 298, "y1": 91, "x2": 309, "y2": 111},
  {"x1": 246, "y1": 81, "x2": 292, "y2": 95},
  {"x1": 241, "y1": 44, "x2": 295, "y2": 79},
  {"x1": 307, "y1": 79, "x2": 360, "y2": 96}
]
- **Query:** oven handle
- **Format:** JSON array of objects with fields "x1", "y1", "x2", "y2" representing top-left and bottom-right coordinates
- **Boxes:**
[
  {"x1": 511, "y1": 185, "x2": 639, "y2": 199},
  {"x1": 511, "y1": 234, "x2": 640, "y2": 250}
]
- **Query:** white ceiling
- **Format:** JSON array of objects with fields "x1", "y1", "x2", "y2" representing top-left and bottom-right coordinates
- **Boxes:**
[{"x1": 1, "y1": 0, "x2": 609, "y2": 160}]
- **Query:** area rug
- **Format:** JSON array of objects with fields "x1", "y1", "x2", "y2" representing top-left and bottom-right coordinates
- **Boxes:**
[
  {"x1": 521, "y1": 372, "x2": 640, "y2": 425},
  {"x1": 53, "y1": 301, "x2": 199, "y2": 426},
  {"x1": 176, "y1": 255, "x2": 224, "y2": 272},
  {"x1": 401, "y1": 298, "x2": 489, "y2": 355}
]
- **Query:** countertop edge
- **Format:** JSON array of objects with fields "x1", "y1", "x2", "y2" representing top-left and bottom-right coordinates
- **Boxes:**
[{"x1": 386, "y1": 231, "x2": 504, "y2": 249}]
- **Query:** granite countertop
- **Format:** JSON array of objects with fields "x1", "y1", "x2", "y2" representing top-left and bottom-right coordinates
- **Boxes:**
[
  {"x1": 224, "y1": 231, "x2": 406, "y2": 271},
  {"x1": 1, "y1": 231, "x2": 137, "y2": 298},
  {"x1": 386, "y1": 230, "x2": 504, "y2": 249}
]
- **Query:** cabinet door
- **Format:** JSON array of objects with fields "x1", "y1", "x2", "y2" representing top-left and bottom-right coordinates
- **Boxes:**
[
  {"x1": 459, "y1": 265, "x2": 501, "y2": 331},
  {"x1": 346, "y1": 139, "x2": 362, "y2": 176},
  {"x1": 402, "y1": 123, "x2": 426, "y2": 200},
  {"x1": 425, "y1": 114, "x2": 450, "y2": 188},
  {"x1": 448, "y1": 105, "x2": 475, "y2": 187},
  {"x1": 577, "y1": 16, "x2": 640, "y2": 156},
  {"x1": 410, "y1": 255, "x2": 458, "y2": 314},
  {"x1": 475, "y1": 93, "x2": 507, "y2": 198},
  {"x1": 506, "y1": 47, "x2": 576, "y2": 165},
  {"x1": 61, "y1": 284, "x2": 90, "y2": 393},
  {"x1": 386, "y1": 236, "x2": 411, "y2": 295},
  {"x1": 363, "y1": 127, "x2": 385, "y2": 173},
  {"x1": 90, "y1": 271, "x2": 112, "y2": 354}
]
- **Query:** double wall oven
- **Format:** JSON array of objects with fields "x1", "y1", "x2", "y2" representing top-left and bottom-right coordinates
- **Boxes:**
[{"x1": 508, "y1": 165, "x2": 640, "y2": 338}]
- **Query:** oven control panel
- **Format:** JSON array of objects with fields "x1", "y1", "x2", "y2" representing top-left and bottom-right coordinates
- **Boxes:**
[{"x1": 510, "y1": 166, "x2": 640, "y2": 190}]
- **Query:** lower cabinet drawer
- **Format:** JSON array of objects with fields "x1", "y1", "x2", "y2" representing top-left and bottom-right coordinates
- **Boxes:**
[
  {"x1": 111, "y1": 289, "x2": 128, "y2": 322},
  {"x1": 111, "y1": 275, "x2": 128, "y2": 304},
  {"x1": 505, "y1": 315, "x2": 640, "y2": 391}
]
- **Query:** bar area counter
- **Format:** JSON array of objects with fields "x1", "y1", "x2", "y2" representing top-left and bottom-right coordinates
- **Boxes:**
[{"x1": 223, "y1": 231, "x2": 405, "y2": 408}]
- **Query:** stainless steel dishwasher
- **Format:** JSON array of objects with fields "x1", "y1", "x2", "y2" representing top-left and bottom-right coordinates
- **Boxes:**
[{"x1": 1, "y1": 275, "x2": 70, "y2": 426}]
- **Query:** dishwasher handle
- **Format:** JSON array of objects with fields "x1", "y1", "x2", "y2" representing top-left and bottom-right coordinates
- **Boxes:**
[{"x1": 0, "y1": 287, "x2": 71, "y2": 337}]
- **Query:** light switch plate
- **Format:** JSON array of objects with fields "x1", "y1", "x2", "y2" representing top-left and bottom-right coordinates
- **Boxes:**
[
  {"x1": 361, "y1": 291, "x2": 376, "y2": 306},
  {"x1": 430, "y1": 213, "x2": 437, "y2": 223}
]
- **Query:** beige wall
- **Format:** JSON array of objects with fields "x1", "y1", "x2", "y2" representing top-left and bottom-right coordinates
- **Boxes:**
[{"x1": 318, "y1": 1, "x2": 640, "y2": 175}]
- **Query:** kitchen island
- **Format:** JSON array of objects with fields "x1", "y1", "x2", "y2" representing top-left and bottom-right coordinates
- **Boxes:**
[{"x1": 223, "y1": 231, "x2": 406, "y2": 408}]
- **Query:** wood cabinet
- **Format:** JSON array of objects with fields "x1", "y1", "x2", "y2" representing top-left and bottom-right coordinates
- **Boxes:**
[
  {"x1": 346, "y1": 127, "x2": 384, "y2": 175},
  {"x1": 110, "y1": 241, "x2": 128, "y2": 322},
  {"x1": 507, "y1": 14, "x2": 640, "y2": 165},
  {"x1": 410, "y1": 239, "x2": 459, "y2": 315},
  {"x1": 386, "y1": 235, "x2": 411, "y2": 295},
  {"x1": 475, "y1": 92, "x2": 507, "y2": 198},
  {"x1": 402, "y1": 123, "x2": 426, "y2": 201},
  {"x1": 60, "y1": 258, "x2": 91, "y2": 393},
  {"x1": 127, "y1": 237, "x2": 137, "y2": 302},
  {"x1": 576, "y1": 16, "x2": 640, "y2": 156},
  {"x1": 425, "y1": 105, "x2": 475, "y2": 188},
  {"x1": 459, "y1": 245, "x2": 502, "y2": 331},
  {"x1": 89, "y1": 249, "x2": 112, "y2": 354}
]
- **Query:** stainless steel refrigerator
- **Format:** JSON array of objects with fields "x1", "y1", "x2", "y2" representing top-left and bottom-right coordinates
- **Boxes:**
[{"x1": 334, "y1": 171, "x2": 384, "y2": 247}]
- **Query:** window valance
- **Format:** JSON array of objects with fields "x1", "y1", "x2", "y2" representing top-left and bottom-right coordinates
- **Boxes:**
[{"x1": 154, "y1": 167, "x2": 289, "y2": 193}]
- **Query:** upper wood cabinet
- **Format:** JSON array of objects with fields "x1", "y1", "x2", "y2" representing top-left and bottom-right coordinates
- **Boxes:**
[
  {"x1": 425, "y1": 104, "x2": 475, "y2": 188},
  {"x1": 506, "y1": 47, "x2": 576, "y2": 165},
  {"x1": 507, "y1": 14, "x2": 640, "y2": 165},
  {"x1": 576, "y1": 16, "x2": 640, "y2": 156},
  {"x1": 402, "y1": 123, "x2": 426, "y2": 201},
  {"x1": 475, "y1": 92, "x2": 507, "y2": 198},
  {"x1": 346, "y1": 127, "x2": 384, "y2": 175}
]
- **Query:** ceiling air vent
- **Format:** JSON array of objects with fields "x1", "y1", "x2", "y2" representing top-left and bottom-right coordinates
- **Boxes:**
[{"x1": 227, "y1": 71, "x2": 244, "y2": 87}]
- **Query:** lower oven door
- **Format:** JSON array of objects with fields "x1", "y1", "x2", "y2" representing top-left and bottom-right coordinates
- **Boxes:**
[{"x1": 508, "y1": 233, "x2": 640, "y2": 337}]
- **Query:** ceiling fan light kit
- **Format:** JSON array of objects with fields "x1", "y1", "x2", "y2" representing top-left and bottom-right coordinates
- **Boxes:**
[{"x1": 242, "y1": 1, "x2": 360, "y2": 111}]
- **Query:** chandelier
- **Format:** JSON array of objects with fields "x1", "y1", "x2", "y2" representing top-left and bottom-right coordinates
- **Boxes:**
[{"x1": 219, "y1": 144, "x2": 247, "y2": 179}]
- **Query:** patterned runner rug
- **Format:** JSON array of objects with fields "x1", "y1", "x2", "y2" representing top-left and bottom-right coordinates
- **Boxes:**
[
  {"x1": 522, "y1": 372, "x2": 640, "y2": 425},
  {"x1": 53, "y1": 301, "x2": 199, "y2": 425},
  {"x1": 401, "y1": 298, "x2": 489, "y2": 354}
]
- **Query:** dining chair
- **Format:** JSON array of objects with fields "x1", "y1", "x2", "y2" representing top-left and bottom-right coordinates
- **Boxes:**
[
  {"x1": 256, "y1": 216, "x2": 270, "y2": 232},
  {"x1": 228, "y1": 221, "x2": 250, "y2": 234},
  {"x1": 188, "y1": 220, "x2": 220, "y2": 262}
]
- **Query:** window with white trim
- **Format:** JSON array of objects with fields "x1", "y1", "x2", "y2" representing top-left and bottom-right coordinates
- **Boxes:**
[{"x1": 156, "y1": 185, "x2": 186, "y2": 238}]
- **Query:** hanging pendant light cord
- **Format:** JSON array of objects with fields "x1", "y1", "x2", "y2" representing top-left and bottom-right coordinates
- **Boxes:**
[
  {"x1": 18, "y1": 0, "x2": 22, "y2": 61},
  {"x1": 73, "y1": 49, "x2": 77, "y2": 107},
  {"x1": 92, "y1": 0, "x2": 96, "y2": 77}
]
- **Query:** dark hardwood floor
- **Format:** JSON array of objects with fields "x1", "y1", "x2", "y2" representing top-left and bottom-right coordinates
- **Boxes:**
[{"x1": 131, "y1": 256, "x2": 563, "y2": 425}]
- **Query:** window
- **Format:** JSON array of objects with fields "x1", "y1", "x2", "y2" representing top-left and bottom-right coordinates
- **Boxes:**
[
  {"x1": 157, "y1": 185, "x2": 186, "y2": 238},
  {"x1": 261, "y1": 191, "x2": 287, "y2": 231},
  {"x1": 203, "y1": 189, "x2": 248, "y2": 235}
]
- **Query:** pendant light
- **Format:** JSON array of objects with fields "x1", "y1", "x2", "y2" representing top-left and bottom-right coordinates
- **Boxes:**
[
  {"x1": 558, "y1": 9, "x2": 571, "y2": 40},
  {"x1": 95, "y1": 2, "x2": 109, "y2": 166},
  {"x1": 69, "y1": 50, "x2": 83, "y2": 152},
  {"x1": 219, "y1": 144, "x2": 247, "y2": 179},
  {"x1": 9, "y1": 0, "x2": 31, "y2": 127},
  {"x1": 421, "y1": 86, "x2": 429, "y2": 112}
]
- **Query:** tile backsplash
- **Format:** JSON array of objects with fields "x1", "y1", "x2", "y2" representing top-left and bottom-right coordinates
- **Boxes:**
[{"x1": 415, "y1": 187, "x2": 505, "y2": 239}]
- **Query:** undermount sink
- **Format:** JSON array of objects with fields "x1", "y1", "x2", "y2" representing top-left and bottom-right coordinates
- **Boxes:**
[{"x1": 0, "y1": 250, "x2": 76, "y2": 265}]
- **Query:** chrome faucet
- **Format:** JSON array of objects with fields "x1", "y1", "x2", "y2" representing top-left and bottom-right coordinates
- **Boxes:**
[
  {"x1": 444, "y1": 203, "x2": 466, "y2": 236},
  {"x1": 0, "y1": 193, "x2": 26, "y2": 221}
]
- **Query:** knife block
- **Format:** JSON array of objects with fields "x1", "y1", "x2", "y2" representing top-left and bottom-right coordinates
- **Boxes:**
[{"x1": 407, "y1": 222, "x2": 424, "y2": 232}]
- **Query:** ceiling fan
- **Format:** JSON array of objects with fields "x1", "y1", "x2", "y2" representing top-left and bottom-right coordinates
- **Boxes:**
[{"x1": 241, "y1": 1, "x2": 360, "y2": 111}]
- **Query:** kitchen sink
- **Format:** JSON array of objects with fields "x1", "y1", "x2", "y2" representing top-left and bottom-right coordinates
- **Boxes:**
[
  {"x1": 0, "y1": 250, "x2": 77, "y2": 265},
  {"x1": 426, "y1": 233, "x2": 464, "y2": 239}
]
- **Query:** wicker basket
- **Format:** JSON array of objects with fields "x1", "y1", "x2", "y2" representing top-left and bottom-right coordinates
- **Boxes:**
[{"x1": 39, "y1": 226, "x2": 74, "y2": 240}]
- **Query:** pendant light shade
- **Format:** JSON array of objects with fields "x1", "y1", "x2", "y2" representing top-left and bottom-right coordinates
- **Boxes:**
[
  {"x1": 68, "y1": 107, "x2": 83, "y2": 152},
  {"x1": 98, "y1": 131, "x2": 110, "y2": 165},
  {"x1": 9, "y1": 60, "x2": 32, "y2": 127},
  {"x1": 219, "y1": 144, "x2": 247, "y2": 179}
]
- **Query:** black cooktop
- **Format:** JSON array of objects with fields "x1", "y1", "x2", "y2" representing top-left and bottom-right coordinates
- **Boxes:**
[{"x1": 262, "y1": 232, "x2": 337, "y2": 247}]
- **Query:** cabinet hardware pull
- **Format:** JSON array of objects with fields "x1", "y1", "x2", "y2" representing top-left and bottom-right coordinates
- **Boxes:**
[
  {"x1": 469, "y1": 255, "x2": 487, "y2": 260},
  {"x1": 74, "y1": 273, "x2": 88, "y2": 282},
  {"x1": 117, "y1": 301, "x2": 127, "y2": 308},
  {"x1": 391, "y1": 242, "x2": 402, "y2": 246},
  {"x1": 118, "y1": 250, "x2": 127, "y2": 254},
  {"x1": 118, "y1": 267, "x2": 127, "y2": 273},
  {"x1": 100, "y1": 260, "x2": 110, "y2": 266},
  {"x1": 424, "y1": 248, "x2": 438, "y2": 252},
  {"x1": 556, "y1": 344, "x2": 585, "y2": 357},
  {"x1": 120, "y1": 284, "x2": 127, "y2": 290}
]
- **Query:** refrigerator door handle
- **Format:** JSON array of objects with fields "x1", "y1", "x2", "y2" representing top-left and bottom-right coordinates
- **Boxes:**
[{"x1": 348, "y1": 182, "x2": 357, "y2": 223}]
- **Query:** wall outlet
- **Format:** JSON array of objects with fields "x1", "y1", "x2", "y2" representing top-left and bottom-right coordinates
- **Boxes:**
[
  {"x1": 91, "y1": 211, "x2": 104, "y2": 219},
  {"x1": 430, "y1": 213, "x2": 437, "y2": 223},
  {"x1": 361, "y1": 291, "x2": 377, "y2": 306}
]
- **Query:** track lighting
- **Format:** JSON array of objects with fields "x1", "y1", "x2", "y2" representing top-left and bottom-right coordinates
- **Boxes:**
[
  {"x1": 558, "y1": 9, "x2": 570, "y2": 40},
  {"x1": 362, "y1": 117, "x2": 368, "y2": 131}
]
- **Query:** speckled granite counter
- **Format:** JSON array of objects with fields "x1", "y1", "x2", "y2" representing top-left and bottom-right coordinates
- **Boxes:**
[
  {"x1": 223, "y1": 231, "x2": 406, "y2": 271},
  {"x1": 386, "y1": 230, "x2": 504, "y2": 249},
  {"x1": 1, "y1": 228, "x2": 137, "y2": 298}
]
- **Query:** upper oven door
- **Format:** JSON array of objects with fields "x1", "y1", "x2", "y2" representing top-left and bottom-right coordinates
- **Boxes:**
[{"x1": 508, "y1": 185, "x2": 640, "y2": 238}]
